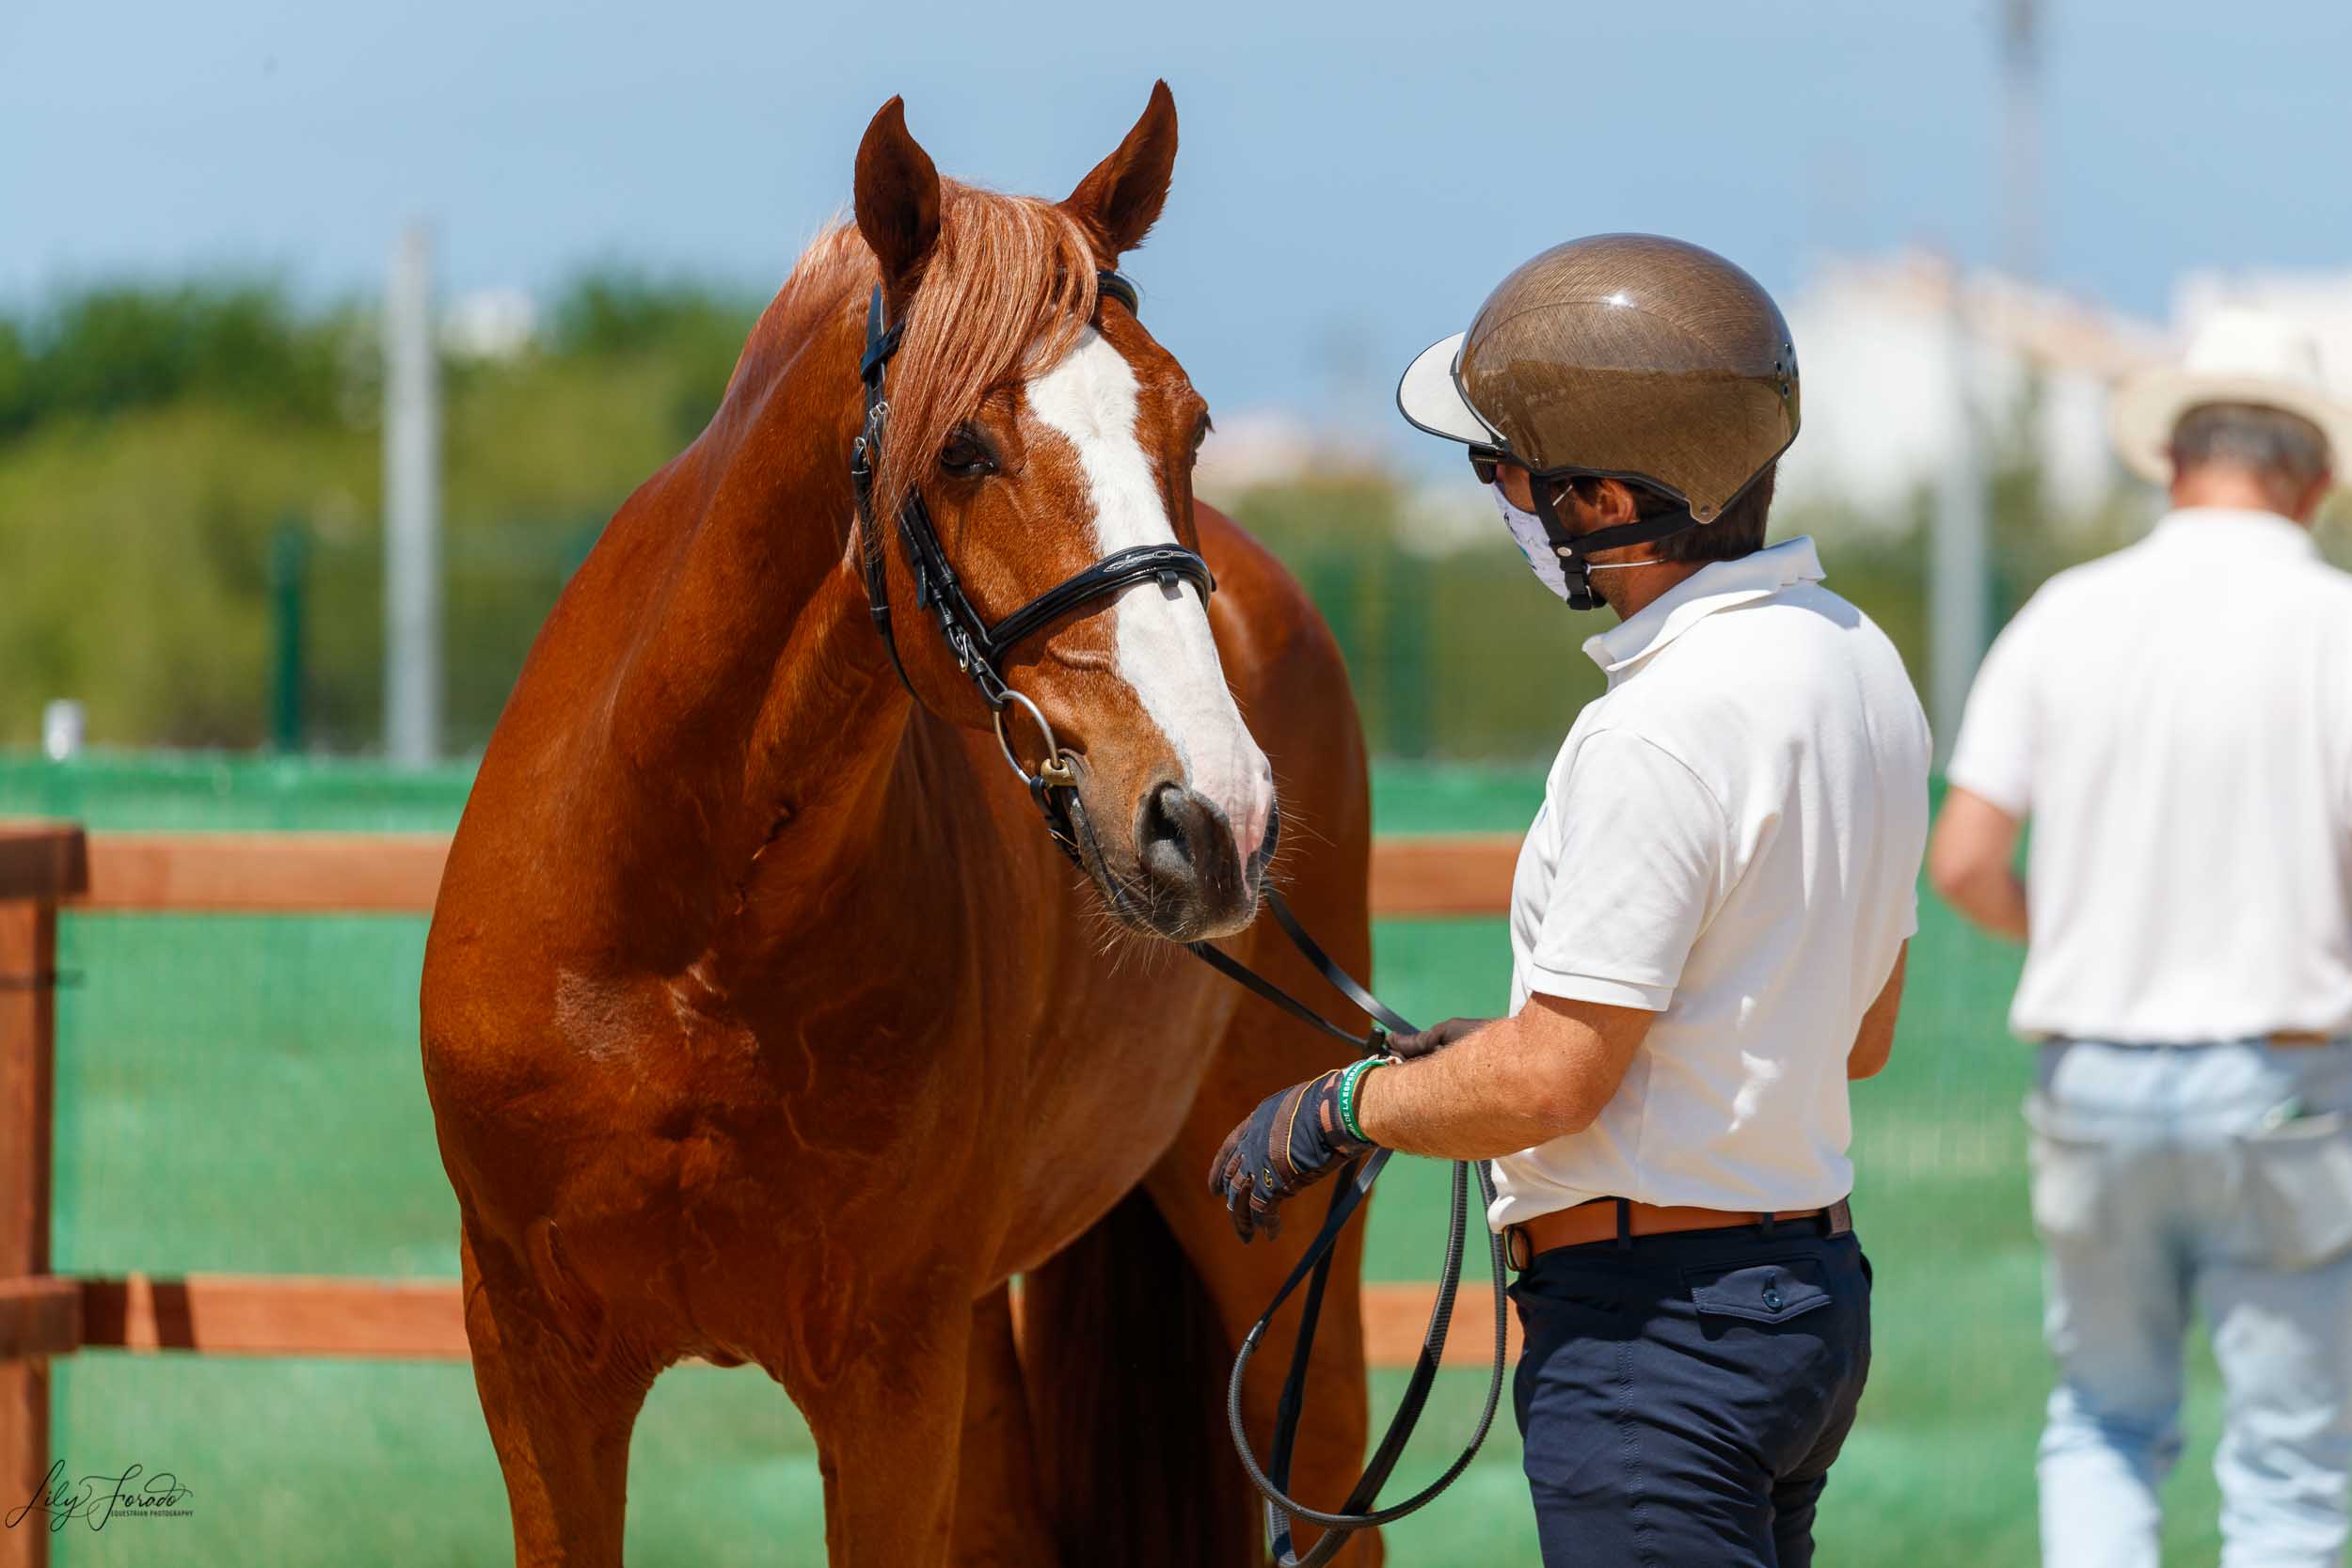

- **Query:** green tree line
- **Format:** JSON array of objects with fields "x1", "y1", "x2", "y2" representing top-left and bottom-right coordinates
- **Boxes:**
[
  {"x1": 0, "y1": 272, "x2": 760, "y2": 751},
  {"x1": 2, "y1": 273, "x2": 2243, "y2": 761}
]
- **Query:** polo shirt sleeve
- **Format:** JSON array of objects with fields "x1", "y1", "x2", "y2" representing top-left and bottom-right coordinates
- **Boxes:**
[
  {"x1": 1946, "y1": 596, "x2": 2043, "y2": 817},
  {"x1": 1524, "y1": 730, "x2": 1726, "y2": 1012}
]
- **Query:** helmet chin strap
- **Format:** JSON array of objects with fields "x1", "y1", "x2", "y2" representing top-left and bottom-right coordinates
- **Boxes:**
[{"x1": 1529, "y1": 478, "x2": 1699, "y2": 611}]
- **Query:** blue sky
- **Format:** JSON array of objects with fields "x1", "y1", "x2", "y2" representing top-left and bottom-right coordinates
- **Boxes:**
[{"x1": 7, "y1": 0, "x2": 2350, "y2": 435}]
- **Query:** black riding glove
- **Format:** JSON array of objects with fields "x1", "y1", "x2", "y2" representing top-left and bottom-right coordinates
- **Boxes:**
[
  {"x1": 1385, "y1": 1015, "x2": 1490, "y2": 1060},
  {"x1": 1209, "y1": 1069, "x2": 1375, "y2": 1243}
]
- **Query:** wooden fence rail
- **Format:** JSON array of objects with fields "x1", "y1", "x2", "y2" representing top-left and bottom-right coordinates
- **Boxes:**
[{"x1": 0, "y1": 822, "x2": 1522, "y2": 1568}]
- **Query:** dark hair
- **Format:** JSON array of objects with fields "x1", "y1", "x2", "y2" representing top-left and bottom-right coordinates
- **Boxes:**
[
  {"x1": 1573, "y1": 461, "x2": 1777, "y2": 564},
  {"x1": 2169, "y1": 403, "x2": 2330, "y2": 508}
]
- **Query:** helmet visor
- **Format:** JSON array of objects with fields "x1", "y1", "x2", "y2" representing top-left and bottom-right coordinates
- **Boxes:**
[{"x1": 1396, "y1": 332, "x2": 1502, "y2": 448}]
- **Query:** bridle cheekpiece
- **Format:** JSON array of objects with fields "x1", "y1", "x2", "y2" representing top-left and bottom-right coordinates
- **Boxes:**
[{"x1": 850, "y1": 271, "x2": 1216, "y2": 858}]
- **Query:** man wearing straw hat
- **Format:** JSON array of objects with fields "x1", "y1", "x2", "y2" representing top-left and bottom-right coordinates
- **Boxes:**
[{"x1": 1932, "y1": 308, "x2": 2352, "y2": 1567}]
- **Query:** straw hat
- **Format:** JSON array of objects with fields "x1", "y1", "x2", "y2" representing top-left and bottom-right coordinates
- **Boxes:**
[{"x1": 2107, "y1": 306, "x2": 2352, "y2": 484}]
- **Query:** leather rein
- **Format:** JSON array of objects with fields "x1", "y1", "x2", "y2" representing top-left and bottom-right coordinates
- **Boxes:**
[{"x1": 849, "y1": 272, "x2": 1506, "y2": 1567}]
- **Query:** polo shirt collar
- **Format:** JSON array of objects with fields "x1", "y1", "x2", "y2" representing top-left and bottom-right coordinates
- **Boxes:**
[
  {"x1": 1582, "y1": 536, "x2": 1826, "y2": 677},
  {"x1": 2147, "y1": 507, "x2": 2317, "y2": 559}
]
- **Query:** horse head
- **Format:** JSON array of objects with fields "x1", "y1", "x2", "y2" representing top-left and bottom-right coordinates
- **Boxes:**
[{"x1": 850, "y1": 85, "x2": 1277, "y2": 943}]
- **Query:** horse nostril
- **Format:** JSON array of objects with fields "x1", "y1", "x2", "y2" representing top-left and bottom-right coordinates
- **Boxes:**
[
  {"x1": 1128, "y1": 782, "x2": 1250, "y2": 934},
  {"x1": 1137, "y1": 783, "x2": 1198, "y2": 879}
]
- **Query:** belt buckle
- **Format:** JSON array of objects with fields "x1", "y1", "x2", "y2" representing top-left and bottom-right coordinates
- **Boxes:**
[{"x1": 1503, "y1": 1224, "x2": 1533, "y2": 1274}]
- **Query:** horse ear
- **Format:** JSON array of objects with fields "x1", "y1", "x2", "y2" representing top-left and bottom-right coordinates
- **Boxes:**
[
  {"x1": 1062, "y1": 80, "x2": 1178, "y2": 261},
  {"x1": 853, "y1": 96, "x2": 942, "y2": 306}
]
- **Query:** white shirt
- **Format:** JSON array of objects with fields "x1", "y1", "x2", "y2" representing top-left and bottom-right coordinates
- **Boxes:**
[
  {"x1": 1490, "y1": 538, "x2": 1931, "y2": 1227},
  {"x1": 1947, "y1": 507, "x2": 2352, "y2": 1043}
]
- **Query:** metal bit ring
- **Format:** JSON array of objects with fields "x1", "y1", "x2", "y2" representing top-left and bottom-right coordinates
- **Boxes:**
[{"x1": 993, "y1": 689, "x2": 1078, "y2": 791}]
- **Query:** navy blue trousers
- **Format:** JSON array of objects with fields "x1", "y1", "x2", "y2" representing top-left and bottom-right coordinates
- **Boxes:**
[{"x1": 1508, "y1": 1223, "x2": 1872, "y2": 1567}]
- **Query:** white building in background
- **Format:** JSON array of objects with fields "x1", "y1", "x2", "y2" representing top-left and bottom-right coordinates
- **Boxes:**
[
  {"x1": 1775, "y1": 252, "x2": 2169, "y2": 529},
  {"x1": 1192, "y1": 408, "x2": 1386, "y2": 500},
  {"x1": 441, "y1": 287, "x2": 539, "y2": 361},
  {"x1": 1777, "y1": 255, "x2": 2352, "y2": 532}
]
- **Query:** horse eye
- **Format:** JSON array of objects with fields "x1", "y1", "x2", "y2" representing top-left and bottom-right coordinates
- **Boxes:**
[
  {"x1": 1190, "y1": 414, "x2": 1213, "y2": 455},
  {"x1": 940, "y1": 427, "x2": 995, "y2": 478}
]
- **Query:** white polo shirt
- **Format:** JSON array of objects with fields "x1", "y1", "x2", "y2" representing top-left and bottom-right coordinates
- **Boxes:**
[
  {"x1": 1947, "y1": 507, "x2": 2352, "y2": 1044},
  {"x1": 1490, "y1": 538, "x2": 1931, "y2": 1227}
]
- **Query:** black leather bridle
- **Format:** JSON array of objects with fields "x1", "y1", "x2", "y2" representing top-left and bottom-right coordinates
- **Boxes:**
[
  {"x1": 849, "y1": 271, "x2": 1506, "y2": 1568},
  {"x1": 851, "y1": 272, "x2": 1216, "y2": 858}
]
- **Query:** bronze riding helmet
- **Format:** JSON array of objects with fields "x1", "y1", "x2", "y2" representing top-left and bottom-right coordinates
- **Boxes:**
[{"x1": 1397, "y1": 233, "x2": 1801, "y2": 608}]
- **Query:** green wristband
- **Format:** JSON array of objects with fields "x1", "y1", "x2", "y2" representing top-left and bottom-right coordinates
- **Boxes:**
[{"x1": 1336, "y1": 1057, "x2": 1386, "y2": 1145}]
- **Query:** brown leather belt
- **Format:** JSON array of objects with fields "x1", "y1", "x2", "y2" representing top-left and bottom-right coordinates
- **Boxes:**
[{"x1": 1503, "y1": 1196, "x2": 1855, "y2": 1272}]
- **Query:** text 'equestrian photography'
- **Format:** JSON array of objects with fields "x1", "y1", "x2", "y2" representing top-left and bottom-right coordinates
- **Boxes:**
[{"x1": 4, "y1": 2, "x2": 2351, "y2": 1565}]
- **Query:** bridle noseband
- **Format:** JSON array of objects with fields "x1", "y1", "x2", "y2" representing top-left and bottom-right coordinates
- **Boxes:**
[
  {"x1": 845, "y1": 268, "x2": 1504, "y2": 1568},
  {"x1": 849, "y1": 271, "x2": 1216, "y2": 859}
]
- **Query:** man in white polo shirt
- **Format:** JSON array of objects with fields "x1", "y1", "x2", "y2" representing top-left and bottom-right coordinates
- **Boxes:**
[
  {"x1": 1208, "y1": 234, "x2": 1930, "y2": 1566},
  {"x1": 1931, "y1": 308, "x2": 2352, "y2": 1568}
]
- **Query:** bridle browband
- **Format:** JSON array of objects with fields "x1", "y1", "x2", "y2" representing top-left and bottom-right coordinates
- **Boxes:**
[
  {"x1": 850, "y1": 271, "x2": 1216, "y2": 856},
  {"x1": 846, "y1": 269, "x2": 1504, "y2": 1568}
]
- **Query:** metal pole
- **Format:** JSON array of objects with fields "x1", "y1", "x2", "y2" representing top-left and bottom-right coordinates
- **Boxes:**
[
  {"x1": 2000, "y1": 0, "x2": 2043, "y2": 282},
  {"x1": 384, "y1": 224, "x2": 442, "y2": 768},
  {"x1": 1931, "y1": 277, "x2": 1990, "y2": 770},
  {"x1": 270, "y1": 515, "x2": 309, "y2": 753}
]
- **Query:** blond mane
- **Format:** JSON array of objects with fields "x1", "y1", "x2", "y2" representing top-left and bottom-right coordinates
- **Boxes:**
[{"x1": 775, "y1": 182, "x2": 1104, "y2": 517}]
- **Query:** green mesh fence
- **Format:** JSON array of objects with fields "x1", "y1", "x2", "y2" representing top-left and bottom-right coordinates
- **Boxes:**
[{"x1": 0, "y1": 754, "x2": 2230, "y2": 1566}]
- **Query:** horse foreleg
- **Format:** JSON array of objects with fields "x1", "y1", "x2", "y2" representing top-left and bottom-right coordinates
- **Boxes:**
[
  {"x1": 947, "y1": 1285, "x2": 1054, "y2": 1565},
  {"x1": 800, "y1": 1291, "x2": 974, "y2": 1568},
  {"x1": 461, "y1": 1220, "x2": 660, "y2": 1568},
  {"x1": 1144, "y1": 1028, "x2": 1386, "y2": 1568}
]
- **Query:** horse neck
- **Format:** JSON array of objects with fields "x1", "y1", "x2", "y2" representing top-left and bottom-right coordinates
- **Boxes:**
[{"x1": 562, "y1": 300, "x2": 923, "y2": 964}]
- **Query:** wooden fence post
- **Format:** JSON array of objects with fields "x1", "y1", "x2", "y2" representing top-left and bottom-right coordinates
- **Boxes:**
[{"x1": 0, "y1": 824, "x2": 87, "y2": 1568}]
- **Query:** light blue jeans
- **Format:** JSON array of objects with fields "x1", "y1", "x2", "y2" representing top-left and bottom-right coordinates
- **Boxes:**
[{"x1": 2028, "y1": 1039, "x2": 2352, "y2": 1568}]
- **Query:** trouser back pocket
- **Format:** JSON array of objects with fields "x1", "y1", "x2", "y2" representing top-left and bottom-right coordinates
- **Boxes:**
[
  {"x1": 2239, "y1": 1110, "x2": 2352, "y2": 1270},
  {"x1": 2024, "y1": 1090, "x2": 2108, "y2": 1242},
  {"x1": 1682, "y1": 1255, "x2": 1835, "y2": 1327}
]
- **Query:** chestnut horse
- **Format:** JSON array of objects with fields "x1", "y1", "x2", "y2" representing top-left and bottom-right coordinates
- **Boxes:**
[{"x1": 421, "y1": 84, "x2": 1381, "y2": 1566}]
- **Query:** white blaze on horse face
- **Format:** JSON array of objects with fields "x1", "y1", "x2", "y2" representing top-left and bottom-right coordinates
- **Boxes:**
[{"x1": 1023, "y1": 327, "x2": 1273, "y2": 868}]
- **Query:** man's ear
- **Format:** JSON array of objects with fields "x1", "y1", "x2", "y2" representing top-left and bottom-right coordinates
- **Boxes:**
[
  {"x1": 1589, "y1": 478, "x2": 1643, "y2": 525},
  {"x1": 2294, "y1": 468, "x2": 2335, "y2": 523},
  {"x1": 1062, "y1": 80, "x2": 1178, "y2": 261},
  {"x1": 853, "y1": 96, "x2": 941, "y2": 312}
]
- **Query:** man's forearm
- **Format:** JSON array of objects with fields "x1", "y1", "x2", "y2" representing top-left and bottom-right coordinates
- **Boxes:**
[
  {"x1": 1353, "y1": 1016, "x2": 1575, "y2": 1160},
  {"x1": 1928, "y1": 788, "x2": 2030, "y2": 942},
  {"x1": 1941, "y1": 864, "x2": 2029, "y2": 942},
  {"x1": 1355, "y1": 995, "x2": 1653, "y2": 1161}
]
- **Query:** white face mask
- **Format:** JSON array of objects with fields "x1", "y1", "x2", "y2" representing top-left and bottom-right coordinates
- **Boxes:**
[{"x1": 1488, "y1": 483, "x2": 1657, "y2": 604}]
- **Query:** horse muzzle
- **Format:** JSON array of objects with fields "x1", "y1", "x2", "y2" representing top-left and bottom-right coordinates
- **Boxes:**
[
  {"x1": 1054, "y1": 776, "x2": 1258, "y2": 942},
  {"x1": 1138, "y1": 780, "x2": 1261, "y2": 934}
]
